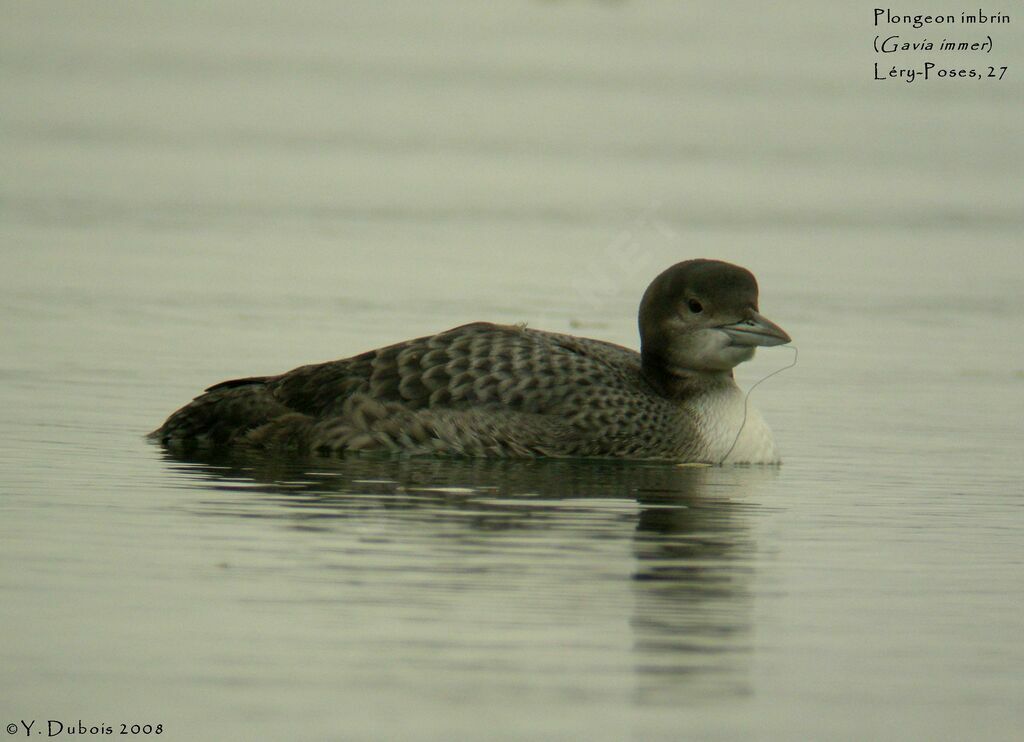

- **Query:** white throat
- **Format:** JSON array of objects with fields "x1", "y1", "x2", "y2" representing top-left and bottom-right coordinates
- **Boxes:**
[{"x1": 693, "y1": 383, "x2": 780, "y2": 464}]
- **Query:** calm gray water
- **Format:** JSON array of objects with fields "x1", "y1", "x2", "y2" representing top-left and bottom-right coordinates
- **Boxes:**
[{"x1": 2, "y1": 2, "x2": 1023, "y2": 740}]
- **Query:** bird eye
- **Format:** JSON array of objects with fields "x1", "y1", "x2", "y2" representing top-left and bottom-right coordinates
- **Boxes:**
[{"x1": 687, "y1": 299, "x2": 703, "y2": 314}]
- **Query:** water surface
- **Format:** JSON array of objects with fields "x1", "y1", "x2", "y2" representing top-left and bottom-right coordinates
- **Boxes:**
[{"x1": 2, "y1": 2, "x2": 1022, "y2": 740}]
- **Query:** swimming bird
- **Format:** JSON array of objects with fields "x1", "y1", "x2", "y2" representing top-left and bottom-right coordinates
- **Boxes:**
[{"x1": 150, "y1": 259, "x2": 791, "y2": 463}]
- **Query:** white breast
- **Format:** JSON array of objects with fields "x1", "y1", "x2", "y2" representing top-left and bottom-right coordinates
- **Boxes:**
[{"x1": 693, "y1": 385, "x2": 780, "y2": 465}]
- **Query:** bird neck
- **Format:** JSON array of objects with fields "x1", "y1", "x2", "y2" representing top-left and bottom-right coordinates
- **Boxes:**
[{"x1": 641, "y1": 350, "x2": 735, "y2": 399}]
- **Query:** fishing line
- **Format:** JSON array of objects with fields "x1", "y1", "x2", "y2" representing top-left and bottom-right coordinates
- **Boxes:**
[{"x1": 719, "y1": 344, "x2": 799, "y2": 464}]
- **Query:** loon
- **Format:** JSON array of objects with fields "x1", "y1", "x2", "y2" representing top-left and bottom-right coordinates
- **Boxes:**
[{"x1": 150, "y1": 259, "x2": 791, "y2": 463}]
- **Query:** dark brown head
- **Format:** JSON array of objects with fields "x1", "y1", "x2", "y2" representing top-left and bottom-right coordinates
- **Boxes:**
[{"x1": 639, "y1": 259, "x2": 790, "y2": 385}]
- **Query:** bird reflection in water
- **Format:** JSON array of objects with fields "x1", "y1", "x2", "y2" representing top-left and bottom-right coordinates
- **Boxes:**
[
  {"x1": 160, "y1": 450, "x2": 773, "y2": 702},
  {"x1": 631, "y1": 467, "x2": 770, "y2": 703}
]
